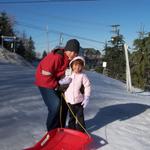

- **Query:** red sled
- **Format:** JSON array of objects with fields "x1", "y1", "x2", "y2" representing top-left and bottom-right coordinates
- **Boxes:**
[{"x1": 24, "y1": 128, "x2": 93, "y2": 150}]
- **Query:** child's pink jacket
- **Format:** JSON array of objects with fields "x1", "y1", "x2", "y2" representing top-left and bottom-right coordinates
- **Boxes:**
[{"x1": 64, "y1": 72, "x2": 91, "y2": 104}]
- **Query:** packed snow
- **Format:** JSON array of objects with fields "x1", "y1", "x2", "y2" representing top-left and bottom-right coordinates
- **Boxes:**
[{"x1": 0, "y1": 61, "x2": 150, "y2": 150}]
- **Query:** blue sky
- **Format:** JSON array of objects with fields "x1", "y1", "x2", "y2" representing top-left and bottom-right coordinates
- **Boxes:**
[{"x1": 0, "y1": 0, "x2": 150, "y2": 54}]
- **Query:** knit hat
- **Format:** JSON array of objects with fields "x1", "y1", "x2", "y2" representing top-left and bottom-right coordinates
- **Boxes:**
[
  {"x1": 65, "y1": 39, "x2": 80, "y2": 54},
  {"x1": 69, "y1": 56, "x2": 85, "y2": 67}
]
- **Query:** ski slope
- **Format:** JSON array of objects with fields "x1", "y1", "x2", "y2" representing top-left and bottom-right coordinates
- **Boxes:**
[{"x1": 0, "y1": 62, "x2": 150, "y2": 150}]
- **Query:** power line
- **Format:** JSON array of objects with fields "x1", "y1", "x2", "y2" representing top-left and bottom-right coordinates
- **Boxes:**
[
  {"x1": 16, "y1": 21, "x2": 46, "y2": 31},
  {"x1": 31, "y1": 12, "x2": 107, "y2": 28},
  {"x1": 0, "y1": 0, "x2": 96, "y2": 4},
  {"x1": 16, "y1": 21, "x2": 105, "y2": 44},
  {"x1": 80, "y1": 39, "x2": 101, "y2": 50},
  {"x1": 12, "y1": 10, "x2": 108, "y2": 31},
  {"x1": 0, "y1": 0, "x2": 48, "y2": 4},
  {"x1": 64, "y1": 32, "x2": 104, "y2": 44}
]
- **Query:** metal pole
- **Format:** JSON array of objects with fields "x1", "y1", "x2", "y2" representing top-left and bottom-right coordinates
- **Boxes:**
[
  {"x1": 46, "y1": 25, "x2": 49, "y2": 52},
  {"x1": 124, "y1": 44, "x2": 132, "y2": 92},
  {"x1": 1, "y1": 35, "x2": 3, "y2": 48},
  {"x1": 13, "y1": 36, "x2": 16, "y2": 53},
  {"x1": 59, "y1": 33, "x2": 63, "y2": 46}
]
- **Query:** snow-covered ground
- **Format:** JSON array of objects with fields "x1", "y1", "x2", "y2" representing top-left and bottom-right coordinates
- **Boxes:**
[
  {"x1": 0, "y1": 62, "x2": 150, "y2": 150},
  {"x1": 0, "y1": 48, "x2": 33, "y2": 67}
]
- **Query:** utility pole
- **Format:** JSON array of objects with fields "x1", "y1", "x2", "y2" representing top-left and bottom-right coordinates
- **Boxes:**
[
  {"x1": 124, "y1": 44, "x2": 132, "y2": 92},
  {"x1": 59, "y1": 33, "x2": 63, "y2": 46},
  {"x1": 110, "y1": 24, "x2": 121, "y2": 46},
  {"x1": 110, "y1": 25, "x2": 131, "y2": 92},
  {"x1": 111, "y1": 24, "x2": 120, "y2": 36},
  {"x1": 13, "y1": 36, "x2": 16, "y2": 52},
  {"x1": 46, "y1": 25, "x2": 49, "y2": 52},
  {"x1": 1, "y1": 35, "x2": 4, "y2": 48},
  {"x1": 137, "y1": 24, "x2": 147, "y2": 39}
]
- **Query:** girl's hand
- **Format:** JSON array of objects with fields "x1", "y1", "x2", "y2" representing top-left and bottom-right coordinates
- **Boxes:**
[
  {"x1": 81, "y1": 96, "x2": 89, "y2": 108},
  {"x1": 59, "y1": 76, "x2": 72, "y2": 85}
]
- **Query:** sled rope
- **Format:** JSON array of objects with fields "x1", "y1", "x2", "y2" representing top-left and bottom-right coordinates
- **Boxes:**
[
  {"x1": 61, "y1": 93, "x2": 91, "y2": 138},
  {"x1": 60, "y1": 96, "x2": 63, "y2": 128}
]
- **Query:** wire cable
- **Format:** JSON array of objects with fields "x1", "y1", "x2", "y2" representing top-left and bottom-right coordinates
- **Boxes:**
[
  {"x1": 0, "y1": 0, "x2": 96, "y2": 4},
  {"x1": 16, "y1": 21, "x2": 105, "y2": 44}
]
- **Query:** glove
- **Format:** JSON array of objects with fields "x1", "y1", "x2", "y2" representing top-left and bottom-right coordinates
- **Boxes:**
[
  {"x1": 81, "y1": 96, "x2": 89, "y2": 108},
  {"x1": 59, "y1": 76, "x2": 72, "y2": 85}
]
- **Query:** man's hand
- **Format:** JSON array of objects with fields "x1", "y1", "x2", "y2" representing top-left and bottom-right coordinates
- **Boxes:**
[{"x1": 42, "y1": 70, "x2": 52, "y2": 76}]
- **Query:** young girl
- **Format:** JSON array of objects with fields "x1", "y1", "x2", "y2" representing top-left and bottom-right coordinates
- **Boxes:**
[{"x1": 59, "y1": 56, "x2": 91, "y2": 132}]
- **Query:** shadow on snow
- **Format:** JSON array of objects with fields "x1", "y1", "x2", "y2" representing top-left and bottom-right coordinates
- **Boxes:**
[{"x1": 86, "y1": 103, "x2": 150, "y2": 149}]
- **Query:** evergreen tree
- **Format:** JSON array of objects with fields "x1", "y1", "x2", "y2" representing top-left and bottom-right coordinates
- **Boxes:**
[
  {"x1": 16, "y1": 39, "x2": 26, "y2": 57},
  {"x1": 131, "y1": 33, "x2": 150, "y2": 89},
  {"x1": 24, "y1": 36, "x2": 36, "y2": 62},
  {"x1": 42, "y1": 50, "x2": 47, "y2": 59},
  {"x1": 103, "y1": 31, "x2": 126, "y2": 81},
  {"x1": 0, "y1": 11, "x2": 15, "y2": 50},
  {"x1": 0, "y1": 12, "x2": 14, "y2": 36}
]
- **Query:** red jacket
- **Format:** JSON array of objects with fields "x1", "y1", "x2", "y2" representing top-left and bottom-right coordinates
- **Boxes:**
[{"x1": 35, "y1": 49, "x2": 69, "y2": 89}]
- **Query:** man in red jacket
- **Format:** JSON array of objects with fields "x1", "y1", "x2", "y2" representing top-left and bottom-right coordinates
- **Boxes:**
[{"x1": 35, "y1": 39, "x2": 80, "y2": 131}]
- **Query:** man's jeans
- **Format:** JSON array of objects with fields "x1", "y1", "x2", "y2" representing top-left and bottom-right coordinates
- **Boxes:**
[{"x1": 39, "y1": 87, "x2": 61, "y2": 131}]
